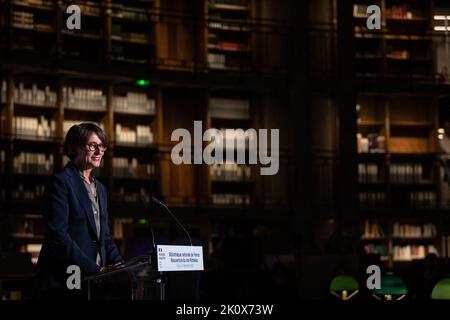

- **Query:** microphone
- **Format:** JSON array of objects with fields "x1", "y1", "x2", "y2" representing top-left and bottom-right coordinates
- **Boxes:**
[
  {"x1": 151, "y1": 196, "x2": 193, "y2": 246},
  {"x1": 139, "y1": 195, "x2": 156, "y2": 252}
]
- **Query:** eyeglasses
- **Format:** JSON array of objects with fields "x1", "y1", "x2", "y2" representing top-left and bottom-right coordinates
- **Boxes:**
[{"x1": 86, "y1": 143, "x2": 107, "y2": 152}]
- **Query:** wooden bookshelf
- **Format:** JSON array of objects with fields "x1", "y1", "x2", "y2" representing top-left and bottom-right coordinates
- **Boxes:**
[
  {"x1": 357, "y1": 93, "x2": 438, "y2": 210},
  {"x1": 205, "y1": 0, "x2": 254, "y2": 72},
  {"x1": 206, "y1": 93, "x2": 255, "y2": 207},
  {"x1": 0, "y1": 1, "x2": 293, "y2": 272},
  {"x1": 353, "y1": 0, "x2": 435, "y2": 80}
]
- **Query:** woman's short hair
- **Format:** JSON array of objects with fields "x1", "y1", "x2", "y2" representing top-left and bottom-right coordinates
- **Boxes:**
[{"x1": 64, "y1": 123, "x2": 108, "y2": 160}]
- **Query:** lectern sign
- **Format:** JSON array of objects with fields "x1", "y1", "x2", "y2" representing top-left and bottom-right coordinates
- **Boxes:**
[{"x1": 156, "y1": 245, "x2": 204, "y2": 272}]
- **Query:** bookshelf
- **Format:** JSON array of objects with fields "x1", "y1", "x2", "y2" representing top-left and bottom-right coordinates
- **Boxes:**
[
  {"x1": 108, "y1": 0, "x2": 156, "y2": 66},
  {"x1": 353, "y1": 0, "x2": 435, "y2": 80},
  {"x1": 357, "y1": 93, "x2": 439, "y2": 209},
  {"x1": 9, "y1": 0, "x2": 57, "y2": 54},
  {"x1": 0, "y1": 1, "x2": 293, "y2": 276},
  {"x1": 356, "y1": 92, "x2": 445, "y2": 268},
  {"x1": 205, "y1": 0, "x2": 254, "y2": 71},
  {"x1": 362, "y1": 218, "x2": 443, "y2": 265},
  {"x1": 207, "y1": 94, "x2": 254, "y2": 207},
  {"x1": 60, "y1": 0, "x2": 104, "y2": 63}
]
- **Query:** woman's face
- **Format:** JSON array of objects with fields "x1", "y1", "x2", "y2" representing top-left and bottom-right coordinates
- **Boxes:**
[{"x1": 74, "y1": 133, "x2": 105, "y2": 170}]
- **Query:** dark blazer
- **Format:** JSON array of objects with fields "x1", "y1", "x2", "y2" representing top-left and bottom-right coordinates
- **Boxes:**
[{"x1": 37, "y1": 161, "x2": 123, "y2": 290}]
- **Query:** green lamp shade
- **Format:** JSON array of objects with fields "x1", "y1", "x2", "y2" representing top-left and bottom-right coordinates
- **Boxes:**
[
  {"x1": 373, "y1": 274, "x2": 407, "y2": 295},
  {"x1": 330, "y1": 275, "x2": 359, "y2": 292},
  {"x1": 431, "y1": 278, "x2": 450, "y2": 300}
]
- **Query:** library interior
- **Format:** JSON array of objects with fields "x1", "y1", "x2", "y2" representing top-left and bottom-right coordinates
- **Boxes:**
[{"x1": 1, "y1": 0, "x2": 450, "y2": 301}]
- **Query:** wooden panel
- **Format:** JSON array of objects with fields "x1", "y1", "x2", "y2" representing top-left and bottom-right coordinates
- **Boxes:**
[
  {"x1": 389, "y1": 137, "x2": 431, "y2": 153},
  {"x1": 160, "y1": 88, "x2": 207, "y2": 205}
]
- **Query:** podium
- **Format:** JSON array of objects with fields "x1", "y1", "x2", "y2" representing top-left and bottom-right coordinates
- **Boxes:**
[
  {"x1": 84, "y1": 255, "x2": 166, "y2": 300},
  {"x1": 84, "y1": 245, "x2": 204, "y2": 300}
]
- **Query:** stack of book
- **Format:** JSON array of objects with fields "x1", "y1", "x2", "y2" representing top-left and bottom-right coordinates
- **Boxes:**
[
  {"x1": 112, "y1": 157, "x2": 156, "y2": 179},
  {"x1": 115, "y1": 124, "x2": 154, "y2": 145},
  {"x1": 210, "y1": 163, "x2": 251, "y2": 181},
  {"x1": 212, "y1": 193, "x2": 250, "y2": 205},
  {"x1": 14, "y1": 83, "x2": 57, "y2": 106},
  {"x1": 357, "y1": 133, "x2": 386, "y2": 153},
  {"x1": 393, "y1": 245, "x2": 438, "y2": 261},
  {"x1": 390, "y1": 163, "x2": 423, "y2": 183},
  {"x1": 12, "y1": 183, "x2": 45, "y2": 200},
  {"x1": 63, "y1": 87, "x2": 107, "y2": 111},
  {"x1": 13, "y1": 152, "x2": 54, "y2": 175},
  {"x1": 392, "y1": 222, "x2": 437, "y2": 238},
  {"x1": 210, "y1": 98, "x2": 249, "y2": 119},
  {"x1": 14, "y1": 116, "x2": 56, "y2": 138},
  {"x1": 113, "y1": 92, "x2": 156, "y2": 115}
]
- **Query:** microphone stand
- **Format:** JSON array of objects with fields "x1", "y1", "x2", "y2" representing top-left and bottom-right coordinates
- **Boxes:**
[
  {"x1": 140, "y1": 196, "x2": 164, "y2": 300},
  {"x1": 150, "y1": 196, "x2": 194, "y2": 300}
]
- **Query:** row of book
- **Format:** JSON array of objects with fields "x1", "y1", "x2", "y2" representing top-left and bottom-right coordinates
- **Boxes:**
[
  {"x1": 362, "y1": 220, "x2": 386, "y2": 239},
  {"x1": 78, "y1": 2, "x2": 101, "y2": 17},
  {"x1": 386, "y1": 47, "x2": 410, "y2": 60},
  {"x1": 63, "y1": 87, "x2": 107, "y2": 111},
  {"x1": 12, "y1": 184, "x2": 45, "y2": 201},
  {"x1": 386, "y1": 5, "x2": 415, "y2": 20},
  {"x1": 392, "y1": 245, "x2": 438, "y2": 261},
  {"x1": 359, "y1": 191, "x2": 386, "y2": 208},
  {"x1": 112, "y1": 186, "x2": 151, "y2": 204},
  {"x1": 410, "y1": 191, "x2": 437, "y2": 209},
  {"x1": 392, "y1": 222, "x2": 437, "y2": 239},
  {"x1": 111, "y1": 25, "x2": 150, "y2": 44},
  {"x1": 15, "y1": 0, "x2": 49, "y2": 8},
  {"x1": 212, "y1": 193, "x2": 251, "y2": 205},
  {"x1": 210, "y1": 163, "x2": 251, "y2": 181},
  {"x1": 364, "y1": 244, "x2": 388, "y2": 258},
  {"x1": 13, "y1": 152, "x2": 54, "y2": 175},
  {"x1": 209, "y1": 98, "x2": 249, "y2": 120},
  {"x1": 12, "y1": 11, "x2": 34, "y2": 30},
  {"x1": 390, "y1": 164, "x2": 424, "y2": 184},
  {"x1": 12, "y1": 11, "x2": 53, "y2": 32},
  {"x1": 3, "y1": 81, "x2": 157, "y2": 115},
  {"x1": 14, "y1": 116, "x2": 56, "y2": 138},
  {"x1": 357, "y1": 133, "x2": 386, "y2": 153},
  {"x1": 112, "y1": 157, "x2": 156, "y2": 178},
  {"x1": 113, "y1": 93, "x2": 156, "y2": 115},
  {"x1": 111, "y1": 4, "x2": 149, "y2": 21},
  {"x1": 208, "y1": 53, "x2": 227, "y2": 69},
  {"x1": 13, "y1": 82, "x2": 57, "y2": 107},
  {"x1": 353, "y1": 4, "x2": 369, "y2": 18},
  {"x1": 358, "y1": 163, "x2": 379, "y2": 184},
  {"x1": 354, "y1": 4, "x2": 419, "y2": 20},
  {"x1": 115, "y1": 124, "x2": 154, "y2": 145},
  {"x1": 209, "y1": 21, "x2": 249, "y2": 31},
  {"x1": 111, "y1": 48, "x2": 147, "y2": 64},
  {"x1": 441, "y1": 236, "x2": 450, "y2": 258}
]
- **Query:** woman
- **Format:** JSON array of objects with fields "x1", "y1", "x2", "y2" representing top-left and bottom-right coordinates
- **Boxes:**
[{"x1": 37, "y1": 123, "x2": 123, "y2": 298}]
